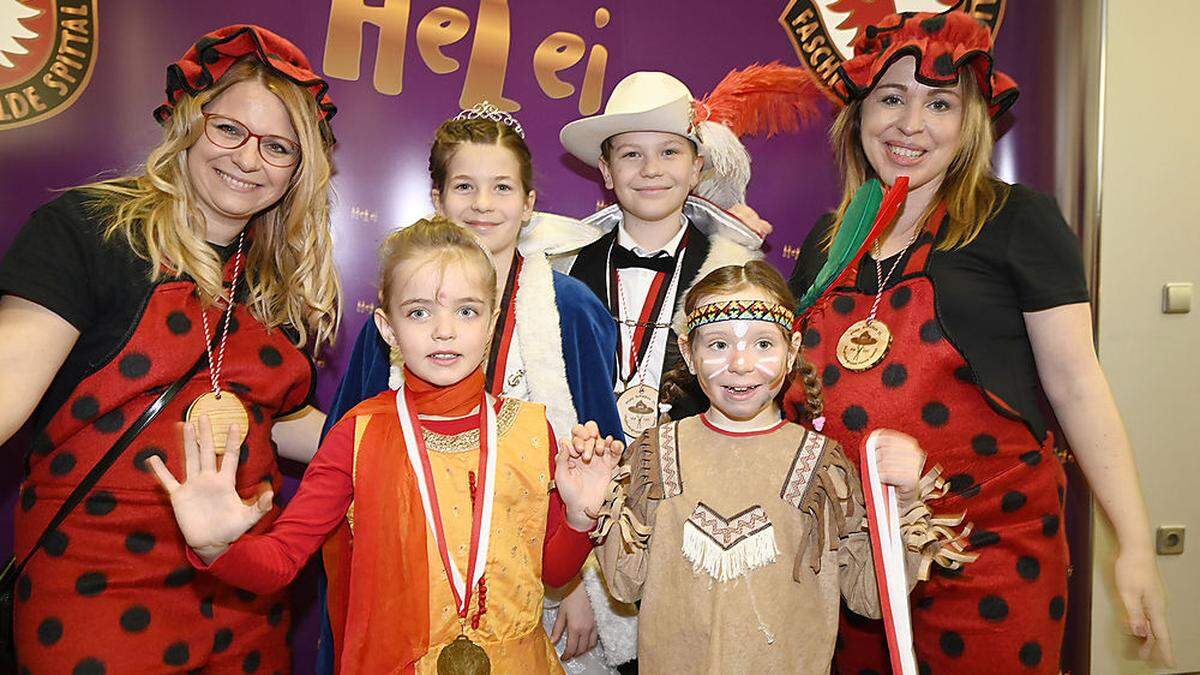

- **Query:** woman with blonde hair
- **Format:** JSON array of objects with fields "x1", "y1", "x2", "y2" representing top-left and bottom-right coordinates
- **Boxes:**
[
  {"x1": 0, "y1": 25, "x2": 338, "y2": 672},
  {"x1": 786, "y1": 10, "x2": 1170, "y2": 674}
]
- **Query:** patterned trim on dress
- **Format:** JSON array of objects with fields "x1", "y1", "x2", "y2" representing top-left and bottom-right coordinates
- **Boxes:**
[
  {"x1": 422, "y1": 398, "x2": 523, "y2": 454},
  {"x1": 657, "y1": 421, "x2": 683, "y2": 499},
  {"x1": 779, "y1": 430, "x2": 828, "y2": 509},
  {"x1": 682, "y1": 502, "x2": 779, "y2": 582},
  {"x1": 686, "y1": 503, "x2": 772, "y2": 549}
]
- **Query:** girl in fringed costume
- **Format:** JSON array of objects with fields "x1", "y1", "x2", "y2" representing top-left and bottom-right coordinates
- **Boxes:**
[
  {"x1": 147, "y1": 217, "x2": 622, "y2": 674},
  {"x1": 586, "y1": 261, "x2": 960, "y2": 674},
  {"x1": 315, "y1": 107, "x2": 635, "y2": 673}
]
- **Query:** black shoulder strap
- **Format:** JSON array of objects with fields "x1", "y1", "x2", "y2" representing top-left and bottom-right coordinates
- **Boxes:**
[{"x1": 0, "y1": 342, "x2": 213, "y2": 589}]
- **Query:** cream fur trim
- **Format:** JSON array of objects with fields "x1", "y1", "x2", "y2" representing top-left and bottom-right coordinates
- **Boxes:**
[
  {"x1": 581, "y1": 559, "x2": 639, "y2": 665},
  {"x1": 514, "y1": 252, "x2": 579, "y2": 438}
]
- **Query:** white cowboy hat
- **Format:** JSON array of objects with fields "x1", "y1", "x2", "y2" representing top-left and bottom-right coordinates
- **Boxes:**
[{"x1": 560, "y1": 71, "x2": 701, "y2": 167}]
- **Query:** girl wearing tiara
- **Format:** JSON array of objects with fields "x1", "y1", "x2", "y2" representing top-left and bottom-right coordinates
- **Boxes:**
[
  {"x1": 319, "y1": 107, "x2": 633, "y2": 672},
  {"x1": 148, "y1": 217, "x2": 623, "y2": 673},
  {"x1": 585, "y1": 262, "x2": 956, "y2": 673}
]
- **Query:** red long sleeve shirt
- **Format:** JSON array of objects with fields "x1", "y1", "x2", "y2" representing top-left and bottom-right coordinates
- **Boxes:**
[{"x1": 191, "y1": 405, "x2": 594, "y2": 593}]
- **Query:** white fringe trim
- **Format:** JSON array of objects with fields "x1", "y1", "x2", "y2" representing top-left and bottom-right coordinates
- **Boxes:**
[{"x1": 681, "y1": 522, "x2": 780, "y2": 583}]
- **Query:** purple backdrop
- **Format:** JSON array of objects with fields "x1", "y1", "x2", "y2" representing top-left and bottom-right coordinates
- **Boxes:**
[{"x1": 1, "y1": 1, "x2": 1065, "y2": 672}]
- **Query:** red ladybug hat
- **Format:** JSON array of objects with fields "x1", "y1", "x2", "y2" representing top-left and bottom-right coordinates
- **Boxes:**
[
  {"x1": 835, "y1": 11, "x2": 1018, "y2": 120},
  {"x1": 153, "y1": 25, "x2": 336, "y2": 137}
]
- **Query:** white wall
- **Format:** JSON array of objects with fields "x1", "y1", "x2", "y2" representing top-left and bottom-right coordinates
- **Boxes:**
[{"x1": 1091, "y1": 1, "x2": 1200, "y2": 672}]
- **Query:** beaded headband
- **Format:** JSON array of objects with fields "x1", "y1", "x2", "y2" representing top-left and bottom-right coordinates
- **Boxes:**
[
  {"x1": 685, "y1": 300, "x2": 795, "y2": 334},
  {"x1": 453, "y1": 101, "x2": 525, "y2": 139}
]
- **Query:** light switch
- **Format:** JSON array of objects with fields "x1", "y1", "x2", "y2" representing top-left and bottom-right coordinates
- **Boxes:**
[{"x1": 1162, "y1": 283, "x2": 1192, "y2": 314}]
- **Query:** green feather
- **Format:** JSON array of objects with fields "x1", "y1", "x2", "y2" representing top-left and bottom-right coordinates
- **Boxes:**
[{"x1": 796, "y1": 179, "x2": 884, "y2": 313}]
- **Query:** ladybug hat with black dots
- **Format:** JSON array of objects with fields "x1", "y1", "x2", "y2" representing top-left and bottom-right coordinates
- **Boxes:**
[
  {"x1": 153, "y1": 24, "x2": 337, "y2": 140},
  {"x1": 834, "y1": 10, "x2": 1018, "y2": 120}
]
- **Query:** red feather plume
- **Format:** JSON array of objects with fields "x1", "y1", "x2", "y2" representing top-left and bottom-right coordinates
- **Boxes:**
[{"x1": 694, "y1": 62, "x2": 823, "y2": 139}]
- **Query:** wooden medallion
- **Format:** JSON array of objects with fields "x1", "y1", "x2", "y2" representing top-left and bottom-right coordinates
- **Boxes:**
[
  {"x1": 836, "y1": 319, "x2": 893, "y2": 372},
  {"x1": 185, "y1": 391, "x2": 250, "y2": 455},
  {"x1": 617, "y1": 384, "x2": 659, "y2": 438}
]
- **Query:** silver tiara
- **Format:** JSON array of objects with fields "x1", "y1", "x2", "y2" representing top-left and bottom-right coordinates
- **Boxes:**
[{"x1": 453, "y1": 101, "x2": 525, "y2": 139}]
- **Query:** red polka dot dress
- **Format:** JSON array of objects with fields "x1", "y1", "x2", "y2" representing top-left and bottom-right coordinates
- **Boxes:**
[
  {"x1": 786, "y1": 220, "x2": 1069, "y2": 675},
  {"x1": 5, "y1": 196, "x2": 314, "y2": 673}
]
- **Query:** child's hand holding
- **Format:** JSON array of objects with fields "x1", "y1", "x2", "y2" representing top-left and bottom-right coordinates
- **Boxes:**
[
  {"x1": 146, "y1": 416, "x2": 274, "y2": 563},
  {"x1": 870, "y1": 429, "x2": 927, "y2": 508},
  {"x1": 556, "y1": 421, "x2": 623, "y2": 531}
]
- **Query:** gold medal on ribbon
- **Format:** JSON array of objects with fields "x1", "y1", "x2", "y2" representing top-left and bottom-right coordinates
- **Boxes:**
[
  {"x1": 437, "y1": 634, "x2": 491, "y2": 675},
  {"x1": 836, "y1": 319, "x2": 892, "y2": 372},
  {"x1": 185, "y1": 391, "x2": 249, "y2": 454},
  {"x1": 617, "y1": 384, "x2": 659, "y2": 438}
]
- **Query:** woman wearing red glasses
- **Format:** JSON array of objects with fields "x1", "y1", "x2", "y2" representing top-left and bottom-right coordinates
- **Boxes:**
[{"x1": 0, "y1": 25, "x2": 338, "y2": 673}]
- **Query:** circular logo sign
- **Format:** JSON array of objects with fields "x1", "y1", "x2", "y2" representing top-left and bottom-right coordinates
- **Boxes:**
[{"x1": 0, "y1": 0, "x2": 97, "y2": 130}]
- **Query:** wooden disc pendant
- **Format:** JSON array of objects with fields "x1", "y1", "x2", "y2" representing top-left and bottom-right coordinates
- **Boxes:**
[
  {"x1": 617, "y1": 384, "x2": 659, "y2": 439},
  {"x1": 835, "y1": 319, "x2": 893, "y2": 372},
  {"x1": 185, "y1": 391, "x2": 250, "y2": 454},
  {"x1": 437, "y1": 634, "x2": 491, "y2": 675}
]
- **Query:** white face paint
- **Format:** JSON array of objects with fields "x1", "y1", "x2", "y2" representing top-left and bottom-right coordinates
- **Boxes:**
[{"x1": 688, "y1": 311, "x2": 793, "y2": 421}]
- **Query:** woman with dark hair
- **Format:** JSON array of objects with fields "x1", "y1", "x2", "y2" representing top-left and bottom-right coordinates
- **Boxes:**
[{"x1": 786, "y1": 10, "x2": 1170, "y2": 674}]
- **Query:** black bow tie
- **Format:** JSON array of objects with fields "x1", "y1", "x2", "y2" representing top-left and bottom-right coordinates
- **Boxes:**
[{"x1": 611, "y1": 244, "x2": 677, "y2": 273}]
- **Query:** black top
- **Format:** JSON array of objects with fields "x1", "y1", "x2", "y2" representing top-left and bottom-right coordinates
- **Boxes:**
[
  {"x1": 570, "y1": 223, "x2": 711, "y2": 420},
  {"x1": 0, "y1": 190, "x2": 243, "y2": 433},
  {"x1": 788, "y1": 183, "x2": 1090, "y2": 439}
]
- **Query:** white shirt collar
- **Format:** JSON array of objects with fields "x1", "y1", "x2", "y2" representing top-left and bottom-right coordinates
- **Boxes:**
[{"x1": 616, "y1": 212, "x2": 688, "y2": 257}]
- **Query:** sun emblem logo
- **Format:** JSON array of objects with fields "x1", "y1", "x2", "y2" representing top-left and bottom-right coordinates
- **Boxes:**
[
  {"x1": 778, "y1": 0, "x2": 1005, "y2": 102},
  {"x1": 0, "y1": 0, "x2": 97, "y2": 130}
]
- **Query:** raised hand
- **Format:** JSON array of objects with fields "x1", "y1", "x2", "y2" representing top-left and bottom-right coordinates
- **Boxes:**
[
  {"x1": 870, "y1": 429, "x2": 927, "y2": 507},
  {"x1": 729, "y1": 203, "x2": 774, "y2": 238},
  {"x1": 556, "y1": 429, "x2": 623, "y2": 531},
  {"x1": 146, "y1": 416, "x2": 274, "y2": 562}
]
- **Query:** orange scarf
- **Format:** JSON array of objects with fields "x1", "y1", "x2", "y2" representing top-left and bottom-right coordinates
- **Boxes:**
[{"x1": 404, "y1": 366, "x2": 485, "y2": 416}]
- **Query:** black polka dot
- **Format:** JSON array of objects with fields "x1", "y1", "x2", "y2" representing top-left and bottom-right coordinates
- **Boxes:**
[
  {"x1": 227, "y1": 315, "x2": 240, "y2": 334},
  {"x1": 1042, "y1": 514, "x2": 1060, "y2": 537},
  {"x1": 163, "y1": 641, "x2": 190, "y2": 667},
  {"x1": 134, "y1": 447, "x2": 167, "y2": 472},
  {"x1": 267, "y1": 602, "x2": 285, "y2": 626},
  {"x1": 939, "y1": 630, "x2": 964, "y2": 657},
  {"x1": 200, "y1": 597, "x2": 214, "y2": 619},
  {"x1": 921, "y1": 401, "x2": 949, "y2": 427},
  {"x1": 1057, "y1": 484, "x2": 1065, "y2": 505},
  {"x1": 85, "y1": 491, "x2": 117, "y2": 516},
  {"x1": 890, "y1": 286, "x2": 912, "y2": 309},
  {"x1": 920, "y1": 15, "x2": 947, "y2": 33},
  {"x1": 1049, "y1": 595, "x2": 1066, "y2": 620},
  {"x1": 20, "y1": 485, "x2": 36, "y2": 512},
  {"x1": 947, "y1": 473, "x2": 975, "y2": 494},
  {"x1": 44, "y1": 530, "x2": 68, "y2": 557},
  {"x1": 235, "y1": 588, "x2": 258, "y2": 603},
  {"x1": 1019, "y1": 450, "x2": 1043, "y2": 466},
  {"x1": 213, "y1": 628, "x2": 234, "y2": 653},
  {"x1": 242, "y1": 650, "x2": 262, "y2": 673},
  {"x1": 934, "y1": 53, "x2": 957, "y2": 77},
  {"x1": 915, "y1": 596, "x2": 934, "y2": 610},
  {"x1": 37, "y1": 617, "x2": 63, "y2": 646},
  {"x1": 1018, "y1": 641, "x2": 1042, "y2": 667},
  {"x1": 251, "y1": 404, "x2": 264, "y2": 424},
  {"x1": 918, "y1": 662, "x2": 932, "y2": 675},
  {"x1": 960, "y1": 484, "x2": 981, "y2": 498},
  {"x1": 1017, "y1": 556, "x2": 1041, "y2": 581},
  {"x1": 832, "y1": 296, "x2": 856, "y2": 315},
  {"x1": 17, "y1": 574, "x2": 31, "y2": 602},
  {"x1": 125, "y1": 531, "x2": 156, "y2": 554},
  {"x1": 979, "y1": 595, "x2": 1009, "y2": 621},
  {"x1": 30, "y1": 431, "x2": 53, "y2": 456},
  {"x1": 72, "y1": 658, "x2": 105, "y2": 675},
  {"x1": 954, "y1": 365, "x2": 975, "y2": 384},
  {"x1": 75, "y1": 572, "x2": 107, "y2": 597},
  {"x1": 881, "y1": 363, "x2": 908, "y2": 388},
  {"x1": 165, "y1": 566, "x2": 195, "y2": 587},
  {"x1": 919, "y1": 320, "x2": 942, "y2": 343},
  {"x1": 969, "y1": 529, "x2": 1001, "y2": 548},
  {"x1": 50, "y1": 453, "x2": 77, "y2": 476},
  {"x1": 71, "y1": 396, "x2": 99, "y2": 421},
  {"x1": 822, "y1": 364, "x2": 840, "y2": 387},
  {"x1": 239, "y1": 443, "x2": 251, "y2": 466},
  {"x1": 1001, "y1": 491, "x2": 1028, "y2": 513},
  {"x1": 971, "y1": 434, "x2": 998, "y2": 456},
  {"x1": 93, "y1": 410, "x2": 125, "y2": 434},
  {"x1": 802, "y1": 328, "x2": 821, "y2": 348},
  {"x1": 167, "y1": 311, "x2": 193, "y2": 335},
  {"x1": 935, "y1": 565, "x2": 963, "y2": 580},
  {"x1": 842, "y1": 405, "x2": 868, "y2": 432},
  {"x1": 120, "y1": 605, "x2": 151, "y2": 632},
  {"x1": 259, "y1": 346, "x2": 283, "y2": 368},
  {"x1": 118, "y1": 353, "x2": 152, "y2": 379},
  {"x1": 858, "y1": 670, "x2": 881, "y2": 675}
]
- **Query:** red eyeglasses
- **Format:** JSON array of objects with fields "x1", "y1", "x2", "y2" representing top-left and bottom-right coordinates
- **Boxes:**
[{"x1": 201, "y1": 113, "x2": 302, "y2": 168}]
